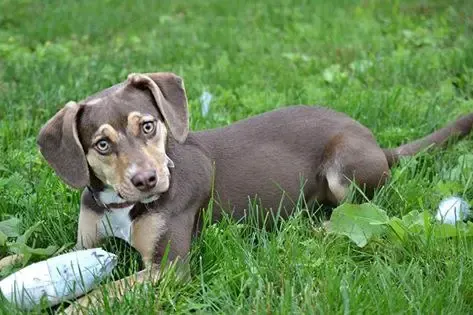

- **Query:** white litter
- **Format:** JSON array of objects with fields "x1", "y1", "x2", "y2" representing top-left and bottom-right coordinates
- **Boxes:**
[
  {"x1": 0, "y1": 248, "x2": 117, "y2": 310},
  {"x1": 435, "y1": 196, "x2": 471, "y2": 225},
  {"x1": 200, "y1": 90, "x2": 212, "y2": 117}
]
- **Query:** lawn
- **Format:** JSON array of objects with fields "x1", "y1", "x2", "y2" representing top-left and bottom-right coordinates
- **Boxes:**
[{"x1": 1, "y1": 0, "x2": 473, "y2": 314}]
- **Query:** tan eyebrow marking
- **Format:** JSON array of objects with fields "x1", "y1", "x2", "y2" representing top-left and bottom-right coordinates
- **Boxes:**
[
  {"x1": 92, "y1": 124, "x2": 119, "y2": 143},
  {"x1": 127, "y1": 112, "x2": 143, "y2": 137},
  {"x1": 127, "y1": 112, "x2": 156, "y2": 136}
]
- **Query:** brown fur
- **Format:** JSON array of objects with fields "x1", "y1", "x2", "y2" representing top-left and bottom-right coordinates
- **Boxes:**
[{"x1": 34, "y1": 72, "x2": 473, "y2": 313}]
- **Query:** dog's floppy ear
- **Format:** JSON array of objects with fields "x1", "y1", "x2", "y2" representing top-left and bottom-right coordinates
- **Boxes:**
[
  {"x1": 127, "y1": 72, "x2": 189, "y2": 143},
  {"x1": 37, "y1": 101, "x2": 89, "y2": 189}
]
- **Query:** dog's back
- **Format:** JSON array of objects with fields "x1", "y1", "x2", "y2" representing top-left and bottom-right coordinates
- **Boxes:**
[{"x1": 189, "y1": 106, "x2": 378, "y2": 218}]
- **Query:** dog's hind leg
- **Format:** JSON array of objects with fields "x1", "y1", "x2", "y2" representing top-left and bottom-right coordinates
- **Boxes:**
[{"x1": 324, "y1": 135, "x2": 390, "y2": 204}]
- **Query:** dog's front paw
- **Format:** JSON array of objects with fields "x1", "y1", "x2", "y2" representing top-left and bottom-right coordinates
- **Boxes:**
[
  {"x1": 0, "y1": 254, "x2": 23, "y2": 271},
  {"x1": 61, "y1": 290, "x2": 101, "y2": 315},
  {"x1": 72, "y1": 243, "x2": 85, "y2": 251}
]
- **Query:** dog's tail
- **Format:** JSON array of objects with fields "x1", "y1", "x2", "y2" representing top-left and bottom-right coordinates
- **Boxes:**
[{"x1": 383, "y1": 112, "x2": 473, "y2": 167}]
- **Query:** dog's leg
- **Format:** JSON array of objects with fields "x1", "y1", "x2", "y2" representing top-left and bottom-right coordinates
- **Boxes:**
[
  {"x1": 325, "y1": 135, "x2": 390, "y2": 204},
  {"x1": 152, "y1": 209, "x2": 196, "y2": 281},
  {"x1": 61, "y1": 265, "x2": 161, "y2": 315},
  {"x1": 74, "y1": 189, "x2": 108, "y2": 250},
  {"x1": 62, "y1": 208, "x2": 196, "y2": 314},
  {"x1": 131, "y1": 212, "x2": 168, "y2": 268},
  {"x1": 74, "y1": 208, "x2": 104, "y2": 250},
  {"x1": 62, "y1": 211, "x2": 172, "y2": 314},
  {"x1": 130, "y1": 208, "x2": 195, "y2": 281},
  {"x1": 62, "y1": 213, "x2": 163, "y2": 314},
  {"x1": 0, "y1": 254, "x2": 24, "y2": 271}
]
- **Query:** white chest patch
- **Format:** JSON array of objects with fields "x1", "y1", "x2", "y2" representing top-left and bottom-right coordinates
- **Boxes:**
[{"x1": 98, "y1": 206, "x2": 134, "y2": 244}]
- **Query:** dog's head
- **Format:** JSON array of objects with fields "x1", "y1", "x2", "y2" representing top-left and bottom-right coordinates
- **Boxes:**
[{"x1": 37, "y1": 72, "x2": 188, "y2": 203}]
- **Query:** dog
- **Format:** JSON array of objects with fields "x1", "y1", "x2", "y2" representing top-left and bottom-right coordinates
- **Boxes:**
[{"x1": 33, "y1": 72, "x2": 472, "y2": 312}]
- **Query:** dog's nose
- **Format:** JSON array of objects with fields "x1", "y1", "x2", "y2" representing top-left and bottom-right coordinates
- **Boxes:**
[{"x1": 131, "y1": 170, "x2": 157, "y2": 191}]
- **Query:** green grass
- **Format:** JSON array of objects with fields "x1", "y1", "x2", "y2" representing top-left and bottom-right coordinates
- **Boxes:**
[{"x1": 1, "y1": 0, "x2": 473, "y2": 313}]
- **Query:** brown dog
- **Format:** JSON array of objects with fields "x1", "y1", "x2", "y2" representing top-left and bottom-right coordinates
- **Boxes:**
[{"x1": 36, "y1": 72, "x2": 472, "y2": 311}]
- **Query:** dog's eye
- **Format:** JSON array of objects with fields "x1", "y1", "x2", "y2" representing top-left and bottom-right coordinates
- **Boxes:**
[
  {"x1": 95, "y1": 139, "x2": 111, "y2": 154},
  {"x1": 142, "y1": 121, "x2": 156, "y2": 135}
]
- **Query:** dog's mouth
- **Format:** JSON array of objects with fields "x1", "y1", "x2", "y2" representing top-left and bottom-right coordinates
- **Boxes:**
[
  {"x1": 117, "y1": 192, "x2": 160, "y2": 203},
  {"x1": 105, "y1": 194, "x2": 160, "y2": 210},
  {"x1": 98, "y1": 187, "x2": 161, "y2": 210},
  {"x1": 115, "y1": 191, "x2": 160, "y2": 205},
  {"x1": 141, "y1": 194, "x2": 160, "y2": 204},
  {"x1": 104, "y1": 196, "x2": 135, "y2": 209}
]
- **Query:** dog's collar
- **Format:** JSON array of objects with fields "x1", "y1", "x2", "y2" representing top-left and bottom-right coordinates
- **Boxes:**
[{"x1": 87, "y1": 186, "x2": 135, "y2": 211}]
